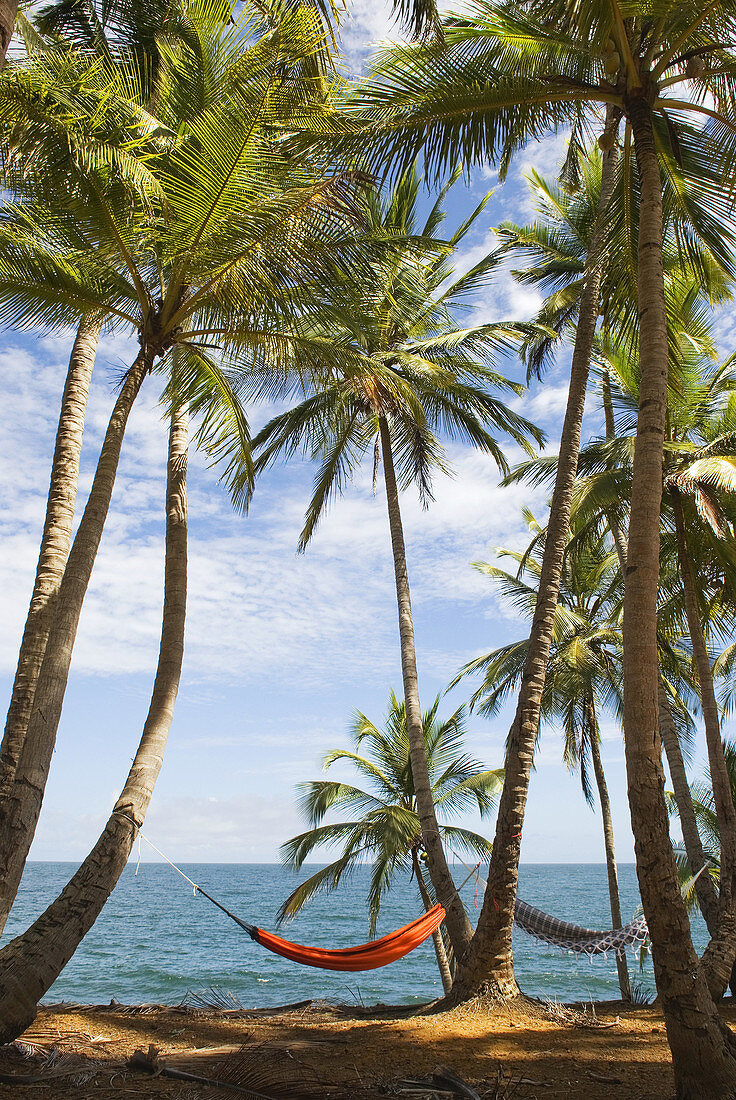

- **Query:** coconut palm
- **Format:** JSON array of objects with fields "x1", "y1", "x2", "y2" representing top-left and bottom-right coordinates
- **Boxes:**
[
  {"x1": 0, "y1": 0, "x2": 198, "y2": 867},
  {"x1": 326, "y1": 6, "x2": 736, "y2": 1079},
  {"x1": 0, "y1": 0, "x2": 369, "y2": 935},
  {"x1": 500, "y1": 158, "x2": 731, "y2": 944},
  {"x1": 279, "y1": 691, "x2": 503, "y2": 993},
  {"x1": 251, "y1": 166, "x2": 543, "y2": 959}
]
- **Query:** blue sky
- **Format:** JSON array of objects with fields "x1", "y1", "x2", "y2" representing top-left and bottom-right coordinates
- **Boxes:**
[{"x1": 0, "y1": 0, "x2": 720, "y2": 872}]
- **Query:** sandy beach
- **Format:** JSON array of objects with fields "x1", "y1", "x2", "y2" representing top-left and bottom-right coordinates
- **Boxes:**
[{"x1": 0, "y1": 994, "x2": 723, "y2": 1099}]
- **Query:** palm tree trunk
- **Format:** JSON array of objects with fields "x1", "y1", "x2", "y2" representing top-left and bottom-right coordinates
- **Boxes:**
[
  {"x1": 0, "y1": 406, "x2": 187, "y2": 1042},
  {"x1": 601, "y1": 400, "x2": 719, "y2": 937},
  {"x1": 658, "y1": 679, "x2": 720, "y2": 935},
  {"x1": 447, "y1": 125, "x2": 620, "y2": 1004},
  {"x1": 378, "y1": 415, "x2": 472, "y2": 958},
  {"x1": 0, "y1": 316, "x2": 101, "y2": 805},
  {"x1": 0, "y1": 1, "x2": 17, "y2": 65},
  {"x1": 671, "y1": 486, "x2": 736, "y2": 999},
  {"x1": 0, "y1": 351, "x2": 150, "y2": 936},
  {"x1": 587, "y1": 697, "x2": 631, "y2": 1001},
  {"x1": 622, "y1": 95, "x2": 736, "y2": 1097},
  {"x1": 411, "y1": 848, "x2": 453, "y2": 994}
]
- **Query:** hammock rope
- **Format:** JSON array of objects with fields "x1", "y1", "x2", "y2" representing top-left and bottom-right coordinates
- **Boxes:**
[{"x1": 127, "y1": 825, "x2": 450, "y2": 970}]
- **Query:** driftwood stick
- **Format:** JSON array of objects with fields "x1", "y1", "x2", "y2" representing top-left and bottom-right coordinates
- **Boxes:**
[{"x1": 128, "y1": 1046, "x2": 273, "y2": 1097}]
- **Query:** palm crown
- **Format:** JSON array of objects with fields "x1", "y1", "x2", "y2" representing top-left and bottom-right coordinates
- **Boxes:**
[{"x1": 279, "y1": 691, "x2": 503, "y2": 933}]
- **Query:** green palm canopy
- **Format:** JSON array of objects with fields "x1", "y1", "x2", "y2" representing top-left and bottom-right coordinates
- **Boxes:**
[{"x1": 279, "y1": 691, "x2": 503, "y2": 935}]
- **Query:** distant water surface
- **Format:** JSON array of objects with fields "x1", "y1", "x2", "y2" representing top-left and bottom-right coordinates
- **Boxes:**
[{"x1": 4, "y1": 863, "x2": 708, "y2": 1007}]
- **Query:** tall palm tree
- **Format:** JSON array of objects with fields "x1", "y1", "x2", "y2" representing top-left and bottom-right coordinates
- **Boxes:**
[
  {"x1": 454, "y1": 510, "x2": 633, "y2": 1000},
  {"x1": 251, "y1": 167, "x2": 543, "y2": 959},
  {"x1": 327, "y1": 8, "x2": 736, "y2": 1080},
  {"x1": 279, "y1": 691, "x2": 503, "y2": 993},
  {"x1": 501, "y1": 159, "x2": 729, "y2": 944},
  {"x1": 0, "y1": 0, "x2": 368, "y2": 934}
]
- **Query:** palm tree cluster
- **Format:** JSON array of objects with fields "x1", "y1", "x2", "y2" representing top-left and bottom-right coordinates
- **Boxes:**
[{"x1": 2, "y1": 0, "x2": 736, "y2": 1094}]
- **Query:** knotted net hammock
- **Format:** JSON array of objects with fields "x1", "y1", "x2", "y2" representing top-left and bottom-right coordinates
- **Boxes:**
[{"x1": 513, "y1": 898, "x2": 649, "y2": 957}]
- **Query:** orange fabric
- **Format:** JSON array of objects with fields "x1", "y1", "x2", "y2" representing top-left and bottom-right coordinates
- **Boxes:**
[{"x1": 251, "y1": 904, "x2": 446, "y2": 971}]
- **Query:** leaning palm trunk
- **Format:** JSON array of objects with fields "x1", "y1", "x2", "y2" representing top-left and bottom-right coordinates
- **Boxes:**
[
  {"x1": 602, "y1": 427, "x2": 720, "y2": 937},
  {"x1": 671, "y1": 486, "x2": 736, "y2": 1000},
  {"x1": 411, "y1": 847, "x2": 453, "y2": 994},
  {"x1": 622, "y1": 99, "x2": 736, "y2": 1097},
  {"x1": 587, "y1": 698, "x2": 631, "y2": 1001},
  {"x1": 0, "y1": 316, "x2": 101, "y2": 805},
  {"x1": 0, "y1": 406, "x2": 187, "y2": 1043},
  {"x1": 0, "y1": 351, "x2": 150, "y2": 935},
  {"x1": 447, "y1": 131, "x2": 619, "y2": 1003},
  {"x1": 378, "y1": 415, "x2": 473, "y2": 957}
]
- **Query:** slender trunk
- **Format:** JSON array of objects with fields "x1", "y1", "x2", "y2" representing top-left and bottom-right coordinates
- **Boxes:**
[
  {"x1": 603, "y1": 424, "x2": 720, "y2": 936},
  {"x1": 448, "y1": 121, "x2": 620, "y2": 1004},
  {"x1": 587, "y1": 697, "x2": 631, "y2": 1001},
  {"x1": 601, "y1": 366, "x2": 630, "y2": 568},
  {"x1": 658, "y1": 679, "x2": 720, "y2": 936},
  {"x1": 0, "y1": 1, "x2": 17, "y2": 65},
  {"x1": 623, "y1": 95, "x2": 736, "y2": 1097},
  {"x1": 671, "y1": 487, "x2": 736, "y2": 999},
  {"x1": 0, "y1": 352, "x2": 149, "y2": 936},
  {"x1": 412, "y1": 848, "x2": 453, "y2": 994},
  {"x1": 378, "y1": 415, "x2": 472, "y2": 956},
  {"x1": 0, "y1": 407, "x2": 187, "y2": 1042},
  {"x1": 0, "y1": 316, "x2": 101, "y2": 804}
]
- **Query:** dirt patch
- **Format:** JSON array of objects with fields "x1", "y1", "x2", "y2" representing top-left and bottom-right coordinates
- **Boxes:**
[{"x1": 0, "y1": 996, "x2": 731, "y2": 1098}]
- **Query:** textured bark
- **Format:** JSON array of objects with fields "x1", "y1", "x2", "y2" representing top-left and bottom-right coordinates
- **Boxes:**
[
  {"x1": 412, "y1": 848, "x2": 453, "y2": 994},
  {"x1": 601, "y1": 366, "x2": 630, "y2": 568},
  {"x1": 623, "y1": 94, "x2": 736, "y2": 1098},
  {"x1": 0, "y1": 407, "x2": 187, "y2": 1042},
  {"x1": 0, "y1": 0, "x2": 17, "y2": 65},
  {"x1": 671, "y1": 487, "x2": 736, "y2": 999},
  {"x1": 446, "y1": 126, "x2": 620, "y2": 1005},
  {"x1": 379, "y1": 415, "x2": 472, "y2": 957},
  {"x1": 0, "y1": 316, "x2": 101, "y2": 804},
  {"x1": 587, "y1": 697, "x2": 631, "y2": 1001},
  {"x1": 603, "y1": 409, "x2": 719, "y2": 937},
  {"x1": 658, "y1": 679, "x2": 720, "y2": 936},
  {"x1": 0, "y1": 353, "x2": 149, "y2": 935}
]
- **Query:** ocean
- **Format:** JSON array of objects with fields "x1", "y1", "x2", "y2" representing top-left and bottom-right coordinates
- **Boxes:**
[{"x1": 3, "y1": 862, "x2": 709, "y2": 1008}]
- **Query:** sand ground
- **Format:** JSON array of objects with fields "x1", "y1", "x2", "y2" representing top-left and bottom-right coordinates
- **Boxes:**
[{"x1": 0, "y1": 994, "x2": 724, "y2": 1099}]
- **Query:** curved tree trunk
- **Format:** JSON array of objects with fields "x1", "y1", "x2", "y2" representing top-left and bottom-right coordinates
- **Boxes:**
[
  {"x1": 411, "y1": 847, "x2": 453, "y2": 994},
  {"x1": 671, "y1": 487, "x2": 736, "y2": 1000},
  {"x1": 601, "y1": 397, "x2": 720, "y2": 937},
  {"x1": 447, "y1": 123, "x2": 620, "y2": 1004},
  {"x1": 0, "y1": 316, "x2": 101, "y2": 805},
  {"x1": 378, "y1": 415, "x2": 472, "y2": 957},
  {"x1": 587, "y1": 697, "x2": 631, "y2": 1001},
  {"x1": 0, "y1": 1, "x2": 17, "y2": 65},
  {"x1": 0, "y1": 352, "x2": 149, "y2": 936},
  {"x1": 0, "y1": 407, "x2": 187, "y2": 1042},
  {"x1": 622, "y1": 95, "x2": 736, "y2": 1097}
]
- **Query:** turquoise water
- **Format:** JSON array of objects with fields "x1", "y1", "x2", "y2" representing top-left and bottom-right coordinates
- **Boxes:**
[{"x1": 3, "y1": 863, "x2": 708, "y2": 1007}]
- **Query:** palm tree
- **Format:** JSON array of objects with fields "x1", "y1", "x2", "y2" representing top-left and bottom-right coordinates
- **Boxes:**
[
  {"x1": 0, "y1": 399, "x2": 188, "y2": 1042},
  {"x1": 454, "y1": 510, "x2": 633, "y2": 1000},
  {"x1": 0, "y1": 1, "x2": 17, "y2": 65},
  {"x1": 251, "y1": 167, "x2": 543, "y2": 959},
  {"x1": 0, "y1": 0, "x2": 368, "y2": 934},
  {"x1": 500, "y1": 159, "x2": 729, "y2": 945},
  {"x1": 327, "y1": 7, "x2": 736, "y2": 1079},
  {"x1": 0, "y1": 0, "x2": 192, "y2": 869},
  {"x1": 279, "y1": 691, "x2": 503, "y2": 994}
]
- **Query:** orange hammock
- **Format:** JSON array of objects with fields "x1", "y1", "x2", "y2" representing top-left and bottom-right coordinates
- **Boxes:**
[
  {"x1": 249, "y1": 904, "x2": 446, "y2": 972},
  {"x1": 130, "y1": 828, "x2": 446, "y2": 973}
]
